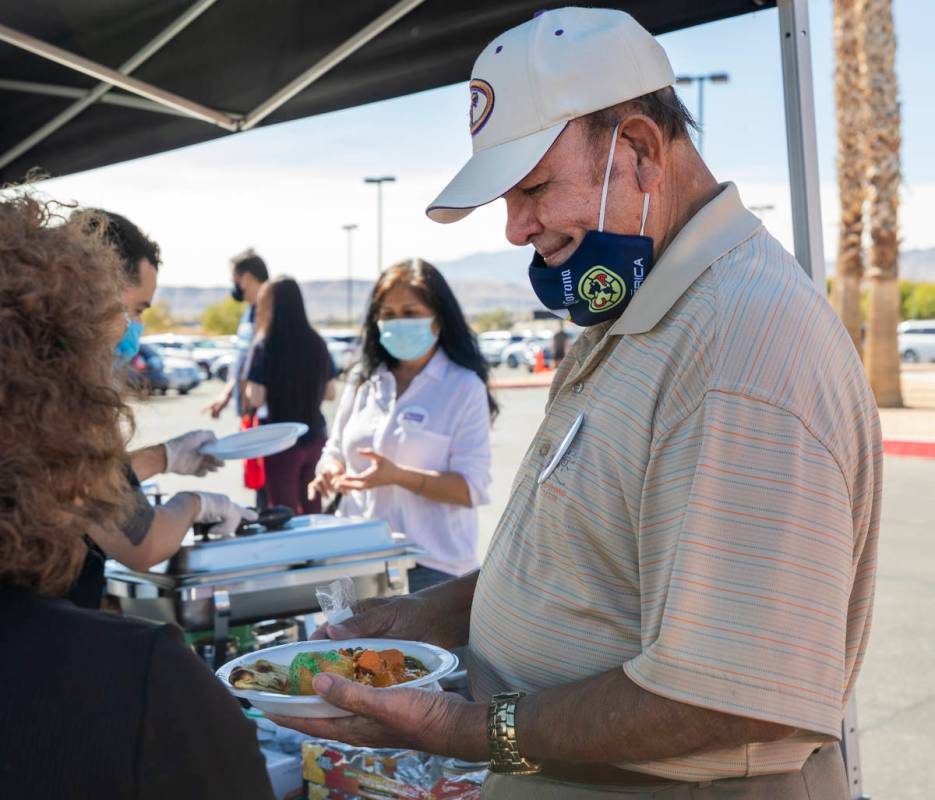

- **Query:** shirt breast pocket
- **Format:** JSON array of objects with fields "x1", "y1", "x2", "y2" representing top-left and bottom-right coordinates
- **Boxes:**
[{"x1": 393, "y1": 428, "x2": 452, "y2": 473}]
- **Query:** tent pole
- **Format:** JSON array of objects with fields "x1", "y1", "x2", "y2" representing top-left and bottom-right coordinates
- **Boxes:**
[
  {"x1": 777, "y1": 6, "x2": 866, "y2": 795},
  {"x1": 0, "y1": 78, "x2": 196, "y2": 117},
  {"x1": 0, "y1": 2, "x2": 237, "y2": 173},
  {"x1": 777, "y1": 0, "x2": 826, "y2": 294},
  {"x1": 240, "y1": 0, "x2": 428, "y2": 131}
]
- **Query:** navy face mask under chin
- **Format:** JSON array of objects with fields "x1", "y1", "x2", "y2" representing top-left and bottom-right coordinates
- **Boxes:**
[{"x1": 527, "y1": 125, "x2": 655, "y2": 327}]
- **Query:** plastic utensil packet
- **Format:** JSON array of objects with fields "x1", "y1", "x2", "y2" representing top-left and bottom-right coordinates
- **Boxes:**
[{"x1": 315, "y1": 577, "x2": 358, "y2": 626}]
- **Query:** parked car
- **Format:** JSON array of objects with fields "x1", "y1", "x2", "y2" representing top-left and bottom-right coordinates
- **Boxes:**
[
  {"x1": 523, "y1": 334, "x2": 558, "y2": 372},
  {"x1": 320, "y1": 328, "x2": 362, "y2": 374},
  {"x1": 501, "y1": 332, "x2": 540, "y2": 369},
  {"x1": 210, "y1": 352, "x2": 236, "y2": 382},
  {"x1": 141, "y1": 334, "x2": 238, "y2": 379},
  {"x1": 161, "y1": 354, "x2": 202, "y2": 395},
  {"x1": 128, "y1": 344, "x2": 169, "y2": 395},
  {"x1": 478, "y1": 331, "x2": 521, "y2": 367},
  {"x1": 898, "y1": 319, "x2": 935, "y2": 363},
  {"x1": 523, "y1": 330, "x2": 580, "y2": 372}
]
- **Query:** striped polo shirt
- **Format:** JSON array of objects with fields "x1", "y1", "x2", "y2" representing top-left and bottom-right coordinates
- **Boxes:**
[{"x1": 468, "y1": 183, "x2": 882, "y2": 782}]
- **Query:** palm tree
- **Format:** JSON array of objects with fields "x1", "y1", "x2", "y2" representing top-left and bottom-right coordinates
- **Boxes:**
[
  {"x1": 860, "y1": 0, "x2": 903, "y2": 407},
  {"x1": 832, "y1": 0, "x2": 866, "y2": 355}
]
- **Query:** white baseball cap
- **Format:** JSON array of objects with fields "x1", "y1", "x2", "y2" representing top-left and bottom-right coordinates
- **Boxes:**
[{"x1": 426, "y1": 7, "x2": 675, "y2": 224}]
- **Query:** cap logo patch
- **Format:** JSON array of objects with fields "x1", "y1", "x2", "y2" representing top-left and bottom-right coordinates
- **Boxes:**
[{"x1": 469, "y1": 79, "x2": 495, "y2": 136}]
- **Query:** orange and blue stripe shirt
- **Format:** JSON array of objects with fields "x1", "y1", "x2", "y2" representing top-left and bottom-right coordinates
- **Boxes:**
[{"x1": 468, "y1": 184, "x2": 882, "y2": 781}]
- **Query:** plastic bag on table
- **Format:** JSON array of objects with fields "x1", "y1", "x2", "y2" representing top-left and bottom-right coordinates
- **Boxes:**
[{"x1": 302, "y1": 739, "x2": 487, "y2": 799}]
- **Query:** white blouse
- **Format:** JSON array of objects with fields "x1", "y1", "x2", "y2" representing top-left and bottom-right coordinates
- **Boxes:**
[{"x1": 320, "y1": 349, "x2": 492, "y2": 576}]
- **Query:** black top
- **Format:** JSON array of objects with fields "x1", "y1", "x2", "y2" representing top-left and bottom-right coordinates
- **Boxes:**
[
  {"x1": 247, "y1": 339, "x2": 336, "y2": 443},
  {"x1": 67, "y1": 465, "x2": 155, "y2": 609},
  {"x1": 0, "y1": 587, "x2": 275, "y2": 800}
]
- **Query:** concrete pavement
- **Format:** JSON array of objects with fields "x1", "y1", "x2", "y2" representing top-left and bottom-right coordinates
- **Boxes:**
[{"x1": 130, "y1": 375, "x2": 933, "y2": 799}]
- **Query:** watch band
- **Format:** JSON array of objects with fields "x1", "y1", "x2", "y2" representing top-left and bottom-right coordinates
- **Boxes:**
[{"x1": 487, "y1": 691, "x2": 542, "y2": 775}]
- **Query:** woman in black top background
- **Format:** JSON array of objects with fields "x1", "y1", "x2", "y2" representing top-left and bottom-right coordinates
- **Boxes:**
[
  {"x1": 0, "y1": 196, "x2": 273, "y2": 800},
  {"x1": 246, "y1": 276, "x2": 336, "y2": 514}
]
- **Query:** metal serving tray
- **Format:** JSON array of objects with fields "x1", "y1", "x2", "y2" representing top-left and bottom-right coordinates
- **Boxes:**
[
  {"x1": 107, "y1": 544, "x2": 419, "y2": 631},
  {"x1": 167, "y1": 514, "x2": 397, "y2": 575}
]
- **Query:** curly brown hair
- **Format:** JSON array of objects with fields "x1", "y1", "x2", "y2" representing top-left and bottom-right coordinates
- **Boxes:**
[{"x1": 0, "y1": 196, "x2": 135, "y2": 595}]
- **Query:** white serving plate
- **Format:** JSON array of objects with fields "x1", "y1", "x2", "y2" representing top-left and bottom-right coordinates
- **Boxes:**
[
  {"x1": 216, "y1": 638, "x2": 459, "y2": 718},
  {"x1": 201, "y1": 422, "x2": 309, "y2": 460}
]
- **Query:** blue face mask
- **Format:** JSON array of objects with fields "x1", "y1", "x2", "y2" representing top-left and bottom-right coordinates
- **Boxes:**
[
  {"x1": 528, "y1": 124, "x2": 654, "y2": 327},
  {"x1": 378, "y1": 318, "x2": 438, "y2": 362},
  {"x1": 114, "y1": 316, "x2": 144, "y2": 365}
]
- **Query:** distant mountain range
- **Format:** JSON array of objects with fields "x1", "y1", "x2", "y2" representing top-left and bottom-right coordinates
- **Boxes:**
[
  {"x1": 154, "y1": 248, "x2": 541, "y2": 322},
  {"x1": 154, "y1": 246, "x2": 935, "y2": 323}
]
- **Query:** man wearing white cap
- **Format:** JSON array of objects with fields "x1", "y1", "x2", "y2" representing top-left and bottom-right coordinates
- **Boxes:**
[{"x1": 275, "y1": 8, "x2": 880, "y2": 798}]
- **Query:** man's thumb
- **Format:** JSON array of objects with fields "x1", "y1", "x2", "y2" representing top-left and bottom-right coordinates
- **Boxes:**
[{"x1": 312, "y1": 673, "x2": 367, "y2": 713}]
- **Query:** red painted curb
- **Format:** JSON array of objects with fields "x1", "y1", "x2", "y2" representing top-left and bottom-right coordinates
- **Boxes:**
[{"x1": 882, "y1": 439, "x2": 935, "y2": 459}]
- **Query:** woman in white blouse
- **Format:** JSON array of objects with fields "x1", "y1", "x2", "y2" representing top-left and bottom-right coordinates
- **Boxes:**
[{"x1": 309, "y1": 259, "x2": 497, "y2": 591}]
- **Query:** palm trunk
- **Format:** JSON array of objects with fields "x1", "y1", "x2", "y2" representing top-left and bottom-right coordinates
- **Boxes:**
[
  {"x1": 860, "y1": 0, "x2": 903, "y2": 407},
  {"x1": 832, "y1": 0, "x2": 866, "y2": 355}
]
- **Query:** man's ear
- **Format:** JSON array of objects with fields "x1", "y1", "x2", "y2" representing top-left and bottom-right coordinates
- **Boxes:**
[{"x1": 617, "y1": 115, "x2": 665, "y2": 194}]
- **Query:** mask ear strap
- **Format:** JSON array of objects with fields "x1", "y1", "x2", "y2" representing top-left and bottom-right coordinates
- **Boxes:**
[
  {"x1": 598, "y1": 124, "x2": 620, "y2": 233},
  {"x1": 639, "y1": 192, "x2": 650, "y2": 237}
]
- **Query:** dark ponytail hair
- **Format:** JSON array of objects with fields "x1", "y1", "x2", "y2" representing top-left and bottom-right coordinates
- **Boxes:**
[
  {"x1": 361, "y1": 259, "x2": 498, "y2": 419},
  {"x1": 262, "y1": 277, "x2": 331, "y2": 429}
]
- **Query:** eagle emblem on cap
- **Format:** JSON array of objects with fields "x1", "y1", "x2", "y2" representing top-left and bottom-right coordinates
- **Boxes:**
[
  {"x1": 578, "y1": 267, "x2": 625, "y2": 313},
  {"x1": 469, "y1": 79, "x2": 495, "y2": 136}
]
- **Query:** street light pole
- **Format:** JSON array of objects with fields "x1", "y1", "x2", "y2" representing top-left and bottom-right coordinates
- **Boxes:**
[
  {"x1": 363, "y1": 176, "x2": 396, "y2": 273},
  {"x1": 675, "y1": 72, "x2": 730, "y2": 157},
  {"x1": 341, "y1": 223, "x2": 358, "y2": 324}
]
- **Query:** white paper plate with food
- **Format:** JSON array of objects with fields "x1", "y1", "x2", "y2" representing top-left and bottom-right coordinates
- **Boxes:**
[
  {"x1": 200, "y1": 422, "x2": 309, "y2": 460},
  {"x1": 216, "y1": 639, "x2": 459, "y2": 718}
]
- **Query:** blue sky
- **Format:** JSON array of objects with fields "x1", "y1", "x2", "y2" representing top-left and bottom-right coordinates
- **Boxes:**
[{"x1": 41, "y1": 0, "x2": 934, "y2": 287}]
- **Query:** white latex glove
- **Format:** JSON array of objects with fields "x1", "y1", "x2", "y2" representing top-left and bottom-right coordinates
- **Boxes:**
[
  {"x1": 193, "y1": 491, "x2": 258, "y2": 536},
  {"x1": 164, "y1": 430, "x2": 224, "y2": 477}
]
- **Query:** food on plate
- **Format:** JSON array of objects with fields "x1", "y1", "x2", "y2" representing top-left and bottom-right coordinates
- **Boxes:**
[{"x1": 228, "y1": 647, "x2": 430, "y2": 696}]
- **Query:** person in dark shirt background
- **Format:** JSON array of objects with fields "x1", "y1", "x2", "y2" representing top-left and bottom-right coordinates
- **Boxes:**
[
  {"x1": 245, "y1": 277, "x2": 336, "y2": 514},
  {"x1": 0, "y1": 194, "x2": 274, "y2": 800}
]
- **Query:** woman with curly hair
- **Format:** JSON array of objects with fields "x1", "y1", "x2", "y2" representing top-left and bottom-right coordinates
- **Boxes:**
[{"x1": 0, "y1": 196, "x2": 274, "y2": 800}]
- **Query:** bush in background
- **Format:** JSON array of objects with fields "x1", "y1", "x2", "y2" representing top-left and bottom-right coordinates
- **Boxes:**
[{"x1": 202, "y1": 297, "x2": 245, "y2": 335}]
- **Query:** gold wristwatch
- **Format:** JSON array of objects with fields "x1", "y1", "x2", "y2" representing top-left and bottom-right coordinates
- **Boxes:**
[{"x1": 487, "y1": 691, "x2": 542, "y2": 775}]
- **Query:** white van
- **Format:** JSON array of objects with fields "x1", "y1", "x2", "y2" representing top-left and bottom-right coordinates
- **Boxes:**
[{"x1": 897, "y1": 319, "x2": 935, "y2": 363}]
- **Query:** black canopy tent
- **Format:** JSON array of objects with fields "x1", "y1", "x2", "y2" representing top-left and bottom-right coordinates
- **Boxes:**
[
  {"x1": 0, "y1": 0, "x2": 773, "y2": 184},
  {"x1": 0, "y1": 0, "x2": 823, "y2": 280},
  {"x1": 0, "y1": 1, "x2": 862, "y2": 796}
]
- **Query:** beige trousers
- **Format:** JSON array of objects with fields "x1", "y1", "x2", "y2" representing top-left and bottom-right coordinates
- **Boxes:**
[{"x1": 481, "y1": 744, "x2": 847, "y2": 800}]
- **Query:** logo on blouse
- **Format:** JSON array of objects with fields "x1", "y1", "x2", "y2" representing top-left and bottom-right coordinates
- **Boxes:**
[
  {"x1": 578, "y1": 266, "x2": 625, "y2": 313},
  {"x1": 469, "y1": 79, "x2": 495, "y2": 136}
]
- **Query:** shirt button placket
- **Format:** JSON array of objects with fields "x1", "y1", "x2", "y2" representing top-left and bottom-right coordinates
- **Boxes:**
[{"x1": 573, "y1": 382, "x2": 584, "y2": 394}]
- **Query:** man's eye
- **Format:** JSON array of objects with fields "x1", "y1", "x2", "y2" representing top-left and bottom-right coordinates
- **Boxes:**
[{"x1": 522, "y1": 182, "x2": 546, "y2": 197}]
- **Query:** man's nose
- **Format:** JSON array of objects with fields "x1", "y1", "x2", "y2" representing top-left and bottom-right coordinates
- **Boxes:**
[{"x1": 503, "y1": 192, "x2": 542, "y2": 247}]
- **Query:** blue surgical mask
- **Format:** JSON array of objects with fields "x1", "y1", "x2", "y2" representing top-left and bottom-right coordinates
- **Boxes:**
[
  {"x1": 378, "y1": 318, "x2": 438, "y2": 361},
  {"x1": 528, "y1": 124, "x2": 654, "y2": 327},
  {"x1": 114, "y1": 316, "x2": 144, "y2": 365}
]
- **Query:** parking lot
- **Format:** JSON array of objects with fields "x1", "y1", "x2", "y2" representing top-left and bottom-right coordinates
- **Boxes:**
[{"x1": 130, "y1": 374, "x2": 934, "y2": 799}]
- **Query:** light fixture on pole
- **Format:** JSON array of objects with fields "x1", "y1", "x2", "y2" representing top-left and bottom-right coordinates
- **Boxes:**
[
  {"x1": 363, "y1": 175, "x2": 396, "y2": 273},
  {"x1": 674, "y1": 72, "x2": 729, "y2": 157},
  {"x1": 341, "y1": 223, "x2": 358, "y2": 324}
]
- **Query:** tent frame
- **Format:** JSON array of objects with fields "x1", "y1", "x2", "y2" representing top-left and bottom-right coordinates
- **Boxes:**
[{"x1": 0, "y1": 1, "x2": 867, "y2": 796}]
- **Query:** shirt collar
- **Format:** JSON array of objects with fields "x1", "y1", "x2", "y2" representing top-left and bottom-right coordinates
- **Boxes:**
[
  {"x1": 609, "y1": 182, "x2": 761, "y2": 336},
  {"x1": 375, "y1": 347, "x2": 449, "y2": 384}
]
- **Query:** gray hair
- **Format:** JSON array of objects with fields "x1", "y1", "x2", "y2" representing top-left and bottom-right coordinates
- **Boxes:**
[{"x1": 581, "y1": 86, "x2": 698, "y2": 147}]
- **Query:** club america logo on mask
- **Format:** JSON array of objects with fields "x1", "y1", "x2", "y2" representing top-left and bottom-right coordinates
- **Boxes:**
[
  {"x1": 578, "y1": 266, "x2": 625, "y2": 313},
  {"x1": 469, "y1": 79, "x2": 495, "y2": 136}
]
